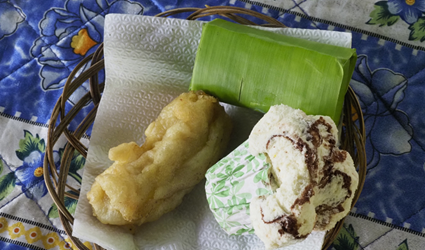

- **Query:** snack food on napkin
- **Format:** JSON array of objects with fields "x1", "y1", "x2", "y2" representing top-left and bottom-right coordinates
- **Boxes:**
[
  {"x1": 190, "y1": 19, "x2": 357, "y2": 124},
  {"x1": 205, "y1": 105, "x2": 359, "y2": 249},
  {"x1": 87, "y1": 90, "x2": 232, "y2": 227},
  {"x1": 74, "y1": 14, "x2": 353, "y2": 250},
  {"x1": 250, "y1": 104, "x2": 358, "y2": 249},
  {"x1": 194, "y1": 18, "x2": 359, "y2": 249}
]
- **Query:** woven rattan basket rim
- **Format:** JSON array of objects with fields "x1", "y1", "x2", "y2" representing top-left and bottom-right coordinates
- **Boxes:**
[{"x1": 43, "y1": 6, "x2": 366, "y2": 250}]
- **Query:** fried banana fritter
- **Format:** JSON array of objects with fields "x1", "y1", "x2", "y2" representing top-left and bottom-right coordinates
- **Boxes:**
[{"x1": 87, "y1": 91, "x2": 232, "y2": 226}]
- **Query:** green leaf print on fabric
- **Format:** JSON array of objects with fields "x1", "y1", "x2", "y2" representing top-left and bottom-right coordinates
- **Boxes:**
[
  {"x1": 61, "y1": 148, "x2": 86, "y2": 183},
  {"x1": 15, "y1": 130, "x2": 45, "y2": 160},
  {"x1": 366, "y1": 0, "x2": 425, "y2": 41},
  {"x1": 0, "y1": 148, "x2": 17, "y2": 202},
  {"x1": 0, "y1": 172, "x2": 16, "y2": 201},
  {"x1": 47, "y1": 204, "x2": 59, "y2": 218},
  {"x1": 367, "y1": 1, "x2": 399, "y2": 27},
  {"x1": 48, "y1": 191, "x2": 79, "y2": 218},
  {"x1": 397, "y1": 239, "x2": 409, "y2": 250},
  {"x1": 333, "y1": 223, "x2": 359, "y2": 250},
  {"x1": 409, "y1": 17, "x2": 425, "y2": 42}
]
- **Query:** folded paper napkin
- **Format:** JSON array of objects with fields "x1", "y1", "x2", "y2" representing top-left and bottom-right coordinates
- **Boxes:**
[{"x1": 73, "y1": 14, "x2": 352, "y2": 250}]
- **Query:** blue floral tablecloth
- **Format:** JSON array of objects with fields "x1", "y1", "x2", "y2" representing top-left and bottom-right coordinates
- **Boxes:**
[{"x1": 0, "y1": 0, "x2": 424, "y2": 249}]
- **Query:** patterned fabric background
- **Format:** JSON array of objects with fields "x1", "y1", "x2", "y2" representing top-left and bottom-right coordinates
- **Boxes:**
[{"x1": 0, "y1": 0, "x2": 424, "y2": 249}]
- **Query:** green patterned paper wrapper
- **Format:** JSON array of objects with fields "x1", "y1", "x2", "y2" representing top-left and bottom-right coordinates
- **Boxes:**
[{"x1": 205, "y1": 140, "x2": 273, "y2": 235}]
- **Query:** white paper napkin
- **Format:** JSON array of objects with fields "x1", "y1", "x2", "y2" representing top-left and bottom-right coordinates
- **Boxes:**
[{"x1": 73, "y1": 14, "x2": 352, "y2": 250}]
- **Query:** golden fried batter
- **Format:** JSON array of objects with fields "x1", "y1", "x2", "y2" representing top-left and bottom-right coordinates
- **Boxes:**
[{"x1": 87, "y1": 91, "x2": 232, "y2": 226}]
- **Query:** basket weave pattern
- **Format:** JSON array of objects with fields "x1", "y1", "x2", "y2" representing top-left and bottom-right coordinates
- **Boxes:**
[{"x1": 43, "y1": 6, "x2": 366, "y2": 250}]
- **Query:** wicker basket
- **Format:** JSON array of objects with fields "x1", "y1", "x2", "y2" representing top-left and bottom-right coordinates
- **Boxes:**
[{"x1": 43, "y1": 6, "x2": 366, "y2": 250}]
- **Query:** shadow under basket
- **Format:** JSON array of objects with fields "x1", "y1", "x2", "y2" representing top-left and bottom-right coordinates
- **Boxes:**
[{"x1": 43, "y1": 6, "x2": 367, "y2": 250}]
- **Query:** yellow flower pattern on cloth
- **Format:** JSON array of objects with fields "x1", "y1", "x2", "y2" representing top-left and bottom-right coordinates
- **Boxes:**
[
  {"x1": 71, "y1": 28, "x2": 97, "y2": 56},
  {"x1": 42, "y1": 232, "x2": 61, "y2": 249},
  {"x1": 33, "y1": 167, "x2": 43, "y2": 178},
  {"x1": 0, "y1": 217, "x2": 93, "y2": 249},
  {"x1": 406, "y1": 0, "x2": 415, "y2": 6},
  {"x1": 64, "y1": 237, "x2": 93, "y2": 250},
  {"x1": 25, "y1": 226, "x2": 42, "y2": 244},
  {"x1": 0, "y1": 217, "x2": 8, "y2": 233},
  {"x1": 61, "y1": 238, "x2": 74, "y2": 250},
  {"x1": 8, "y1": 222, "x2": 25, "y2": 239}
]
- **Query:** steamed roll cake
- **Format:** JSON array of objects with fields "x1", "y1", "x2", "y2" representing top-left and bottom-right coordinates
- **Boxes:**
[{"x1": 249, "y1": 105, "x2": 358, "y2": 249}]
